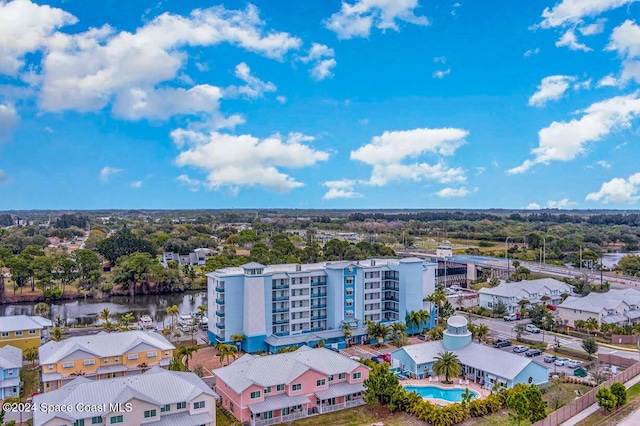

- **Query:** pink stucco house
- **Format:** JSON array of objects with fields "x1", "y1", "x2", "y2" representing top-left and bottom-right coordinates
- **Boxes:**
[{"x1": 214, "y1": 346, "x2": 370, "y2": 426}]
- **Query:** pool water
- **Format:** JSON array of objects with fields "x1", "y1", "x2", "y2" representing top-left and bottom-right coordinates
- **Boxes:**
[{"x1": 403, "y1": 385, "x2": 480, "y2": 402}]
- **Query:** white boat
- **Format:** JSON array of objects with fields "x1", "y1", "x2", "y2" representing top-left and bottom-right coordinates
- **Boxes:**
[
  {"x1": 177, "y1": 314, "x2": 194, "y2": 327},
  {"x1": 138, "y1": 315, "x2": 156, "y2": 330}
]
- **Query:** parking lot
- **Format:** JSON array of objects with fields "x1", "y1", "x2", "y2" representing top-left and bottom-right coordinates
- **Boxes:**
[{"x1": 495, "y1": 344, "x2": 584, "y2": 377}]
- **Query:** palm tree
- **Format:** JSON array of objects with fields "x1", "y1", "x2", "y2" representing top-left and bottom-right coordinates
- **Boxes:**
[
  {"x1": 406, "y1": 311, "x2": 420, "y2": 336},
  {"x1": 166, "y1": 305, "x2": 179, "y2": 328},
  {"x1": 99, "y1": 308, "x2": 114, "y2": 329},
  {"x1": 391, "y1": 322, "x2": 407, "y2": 347},
  {"x1": 341, "y1": 323, "x2": 353, "y2": 347},
  {"x1": 476, "y1": 324, "x2": 489, "y2": 343},
  {"x1": 34, "y1": 302, "x2": 50, "y2": 317},
  {"x1": 177, "y1": 346, "x2": 198, "y2": 370},
  {"x1": 24, "y1": 347, "x2": 39, "y2": 367},
  {"x1": 417, "y1": 309, "x2": 431, "y2": 333},
  {"x1": 461, "y1": 387, "x2": 475, "y2": 407},
  {"x1": 120, "y1": 312, "x2": 135, "y2": 329},
  {"x1": 584, "y1": 317, "x2": 599, "y2": 335},
  {"x1": 426, "y1": 290, "x2": 447, "y2": 327},
  {"x1": 432, "y1": 351, "x2": 461, "y2": 384},
  {"x1": 230, "y1": 333, "x2": 246, "y2": 352},
  {"x1": 197, "y1": 304, "x2": 207, "y2": 317},
  {"x1": 216, "y1": 343, "x2": 237, "y2": 365},
  {"x1": 368, "y1": 322, "x2": 389, "y2": 347},
  {"x1": 51, "y1": 326, "x2": 63, "y2": 341}
]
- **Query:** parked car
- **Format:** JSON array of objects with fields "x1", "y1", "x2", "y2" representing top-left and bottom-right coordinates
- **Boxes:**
[
  {"x1": 543, "y1": 355, "x2": 558, "y2": 363},
  {"x1": 525, "y1": 349, "x2": 542, "y2": 357},
  {"x1": 526, "y1": 324, "x2": 541, "y2": 333},
  {"x1": 417, "y1": 334, "x2": 426, "y2": 341},
  {"x1": 493, "y1": 339, "x2": 512, "y2": 348},
  {"x1": 513, "y1": 345, "x2": 529, "y2": 353},
  {"x1": 567, "y1": 360, "x2": 584, "y2": 369},
  {"x1": 349, "y1": 356, "x2": 361, "y2": 361},
  {"x1": 546, "y1": 304, "x2": 557, "y2": 311},
  {"x1": 504, "y1": 314, "x2": 518, "y2": 321},
  {"x1": 371, "y1": 356, "x2": 383, "y2": 364},
  {"x1": 329, "y1": 347, "x2": 340, "y2": 352},
  {"x1": 555, "y1": 358, "x2": 570, "y2": 366},
  {"x1": 574, "y1": 367, "x2": 588, "y2": 378}
]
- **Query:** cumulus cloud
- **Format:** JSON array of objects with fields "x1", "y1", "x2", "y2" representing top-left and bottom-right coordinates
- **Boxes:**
[
  {"x1": 99, "y1": 166, "x2": 122, "y2": 183},
  {"x1": 555, "y1": 29, "x2": 592, "y2": 51},
  {"x1": 433, "y1": 56, "x2": 446, "y2": 63},
  {"x1": 525, "y1": 202, "x2": 542, "y2": 210},
  {"x1": 173, "y1": 130, "x2": 330, "y2": 194},
  {"x1": 597, "y1": 74, "x2": 624, "y2": 87},
  {"x1": 538, "y1": 0, "x2": 636, "y2": 29},
  {"x1": 351, "y1": 127, "x2": 468, "y2": 186},
  {"x1": 0, "y1": 103, "x2": 18, "y2": 142},
  {"x1": 176, "y1": 174, "x2": 202, "y2": 192},
  {"x1": 586, "y1": 173, "x2": 640, "y2": 203},
  {"x1": 130, "y1": 180, "x2": 142, "y2": 188},
  {"x1": 596, "y1": 160, "x2": 612, "y2": 168},
  {"x1": 524, "y1": 48, "x2": 540, "y2": 57},
  {"x1": 223, "y1": 62, "x2": 277, "y2": 99},
  {"x1": 0, "y1": 0, "x2": 77, "y2": 75},
  {"x1": 528, "y1": 75, "x2": 577, "y2": 106},
  {"x1": 324, "y1": 0, "x2": 429, "y2": 40},
  {"x1": 547, "y1": 198, "x2": 577, "y2": 208},
  {"x1": 300, "y1": 43, "x2": 337, "y2": 81},
  {"x1": 606, "y1": 20, "x2": 640, "y2": 84},
  {"x1": 509, "y1": 94, "x2": 640, "y2": 174},
  {"x1": 435, "y1": 187, "x2": 469, "y2": 197},
  {"x1": 432, "y1": 69, "x2": 450, "y2": 79},
  {"x1": 276, "y1": 96, "x2": 287, "y2": 104},
  {"x1": 322, "y1": 180, "x2": 362, "y2": 200},
  {"x1": 579, "y1": 19, "x2": 606, "y2": 35}
]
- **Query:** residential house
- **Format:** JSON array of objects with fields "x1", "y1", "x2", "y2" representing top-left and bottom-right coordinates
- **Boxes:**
[
  {"x1": 38, "y1": 330, "x2": 175, "y2": 392},
  {"x1": 392, "y1": 316, "x2": 548, "y2": 388},
  {"x1": 0, "y1": 315, "x2": 52, "y2": 350},
  {"x1": 0, "y1": 345, "x2": 22, "y2": 400},
  {"x1": 33, "y1": 367, "x2": 217, "y2": 426},
  {"x1": 557, "y1": 288, "x2": 640, "y2": 327},
  {"x1": 161, "y1": 248, "x2": 214, "y2": 268},
  {"x1": 478, "y1": 278, "x2": 573, "y2": 313},
  {"x1": 214, "y1": 346, "x2": 369, "y2": 426}
]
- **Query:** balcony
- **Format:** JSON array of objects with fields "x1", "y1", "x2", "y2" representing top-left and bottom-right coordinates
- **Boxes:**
[
  {"x1": 215, "y1": 310, "x2": 225, "y2": 317},
  {"x1": 273, "y1": 307, "x2": 289, "y2": 313},
  {"x1": 273, "y1": 295, "x2": 289, "y2": 301},
  {"x1": 311, "y1": 315, "x2": 327, "y2": 320},
  {"x1": 383, "y1": 286, "x2": 399, "y2": 291},
  {"x1": 311, "y1": 303, "x2": 327, "y2": 309},
  {"x1": 311, "y1": 281, "x2": 327, "y2": 287},
  {"x1": 215, "y1": 298, "x2": 225, "y2": 305},
  {"x1": 273, "y1": 283, "x2": 289, "y2": 289},
  {"x1": 215, "y1": 286, "x2": 225, "y2": 292},
  {"x1": 383, "y1": 306, "x2": 399, "y2": 313},
  {"x1": 274, "y1": 331, "x2": 289, "y2": 337},
  {"x1": 216, "y1": 323, "x2": 226, "y2": 330},
  {"x1": 310, "y1": 327, "x2": 324, "y2": 332},
  {"x1": 311, "y1": 293, "x2": 327, "y2": 298},
  {"x1": 273, "y1": 318, "x2": 289, "y2": 325}
]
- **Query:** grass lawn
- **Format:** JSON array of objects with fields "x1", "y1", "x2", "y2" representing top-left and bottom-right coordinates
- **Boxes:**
[
  {"x1": 462, "y1": 411, "x2": 529, "y2": 426},
  {"x1": 21, "y1": 368, "x2": 41, "y2": 398},
  {"x1": 216, "y1": 406, "x2": 236, "y2": 426},
  {"x1": 289, "y1": 405, "x2": 426, "y2": 426},
  {"x1": 575, "y1": 382, "x2": 640, "y2": 426}
]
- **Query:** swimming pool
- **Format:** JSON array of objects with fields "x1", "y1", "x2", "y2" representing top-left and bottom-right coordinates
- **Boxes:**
[{"x1": 403, "y1": 385, "x2": 480, "y2": 402}]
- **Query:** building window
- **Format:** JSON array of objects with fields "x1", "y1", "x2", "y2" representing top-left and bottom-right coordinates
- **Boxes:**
[
  {"x1": 250, "y1": 391, "x2": 261, "y2": 399},
  {"x1": 164, "y1": 350, "x2": 169, "y2": 356},
  {"x1": 316, "y1": 379, "x2": 325, "y2": 387},
  {"x1": 127, "y1": 354, "x2": 138, "y2": 360},
  {"x1": 1, "y1": 332, "x2": 7, "y2": 337},
  {"x1": 143, "y1": 410, "x2": 156, "y2": 418},
  {"x1": 63, "y1": 361, "x2": 74, "y2": 369},
  {"x1": 15, "y1": 331, "x2": 22, "y2": 336},
  {"x1": 339, "y1": 373, "x2": 346, "y2": 380},
  {"x1": 346, "y1": 288, "x2": 353, "y2": 296},
  {"x1": 103, "y1": 358, "x2": 108, "y2": 364},
  {"x1": 110, "y1": 415, "x2": 123, "y2": 424},
  {"x1": 114, "y1": 357, "x2": 119, "y2": 362},
  {"x1": 230, "y1": 401, "x2": 234, "y2": 413},
  {"x1": 328, "y1": 375, "x2": 334, "y2": 382},
  {"x1": 292, "y1": 383, "x2": 302, "y2": 391},
  {"x1": 264, "y1": 386, "x2": 271, "y2": 394},
  {"x1": 83, "y1": 359, "x2": 95, "y2": 366},
  {"x1": 176, "y1": 402, "x2": 186, "y2": 409},
  {"x1": 48, "y1": 364, "x2": 53, "y2": 370},
  {"x1": 353, "y1": 372, "x2": 362, "y2": 380},
  {"x1": 29, "y1": 329, "x2": 36, "y2": 334},
  {"x1": 161, "y1": 404, "x2": 170, "y2": 412},
  {"x1": 346, "y1": 299, "x2": 353, "y2": 307},
  {"x1": 147, "y1": 351, "x2": 157, "y2": 358},
  {"x1": 74, "y1": 420, "x2": 85, "y2": 426},
  {"x1": 277, "y1": 384, "x2": 285, "y2": 391},
  {"x1": 194, "y1": 401, "x2": 205, "y2": 409},
  {"x1": 91, "y1": 416, "x2": 103, "y2": 424},
  {"x1": 346, "y1": 277, "x2": 353, "y2": 284}
]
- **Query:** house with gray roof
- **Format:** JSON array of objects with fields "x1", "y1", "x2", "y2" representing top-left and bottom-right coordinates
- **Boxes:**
[
  {"x1": 0, "y1": 315, "x2": 52, "y2": 351},
  {"x1": 214, "y1": 346, "x2": 370, "y2": 426},
  {"x1": 0, "y1": 345, "x2": 22, "y2": 399},
  {"x1": 33, "y1": 367, "x2": 217, "y2": 426},
  {"x1": 557, "y1": 288, "x2": 640, "y2": 327},
  {"x1": 392, "y1": 316, "x2": 548, "y2": 389},
  {"x1": 478, "y1": 278, "x2": 573, "y2": 313}
]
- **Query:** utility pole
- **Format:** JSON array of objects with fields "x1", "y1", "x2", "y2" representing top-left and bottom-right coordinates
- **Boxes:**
[
  {"x1": 580, "y1": 245, "x2": 583, "y2": 270},
  {"x1": 505, "y1": 237, "x2": 511, "y2": 280}
]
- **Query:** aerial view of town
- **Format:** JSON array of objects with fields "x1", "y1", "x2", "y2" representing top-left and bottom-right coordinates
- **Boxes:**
[{"x1": 2, "y1": 0, "x2": 640, "y2": 425}]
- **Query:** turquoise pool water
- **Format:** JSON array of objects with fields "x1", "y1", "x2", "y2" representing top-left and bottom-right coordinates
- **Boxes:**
[{"x1": 403, "y1": 385, "x2": 480, "y2": 402}]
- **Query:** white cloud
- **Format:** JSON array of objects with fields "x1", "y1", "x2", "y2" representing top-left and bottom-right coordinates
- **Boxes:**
[
  {"x1": 44, "y1": 126, "x2": 53, "y2": 133},
  {"x1": 99, "y1": 166, "x2": 122, "y2": 183},
  {"x1": 528, "y1": 75, "x2": 576, "y2": 106},
  {"x1": 555, "y1": 29, "x2": 592, "y2": 51},
  {"x1": 509, "y1": 94, "x2": 640, "y2": 174},
  {"x1": 539, "y1": 0, "x2": 637, "y2": 29},
  {"x1": 358, "y1": 118, "x2": 370, "y2": 125},
  {"x1": 0, "y1": 169, "x2": 6, "y2": 183},
  {"x1": 432, "y1": 69, "x2": 450, "y2": 79},
  {"x1": 276, "y1": 96, "x2": 287, "y2": 104},
  {"x1": 433, "y1": 56, "x2": 446, "y2": 63},
  {"x1": 435, "y1": 187, "x2": 469, "y2": 197},
  {"x1": 574, "y1": 79, "x2": 592, "y2": 90},
  {"x1": 176, "y1": 174, "x2": 202, "y2": 192},
  {"x1": 223, "y1": 62, "x2": 277, "y2": 99},
  {"x1": 524, "y1": 48, "x2": 540, "y2": 57},
  {"x1": 475, "y1": 166, "x2": 485, "y2": 175},
  {"x1": 596, "y1": 160, "x2": 612, "y2": 168},
  {"x1": 173, "y1": 130, "x2": 330, "y2": 194},
  {"x1": 300, "y1": 43, "x2": 337, "y2": 81},
  {"x1": 351, "y1": 127, "x2": 468, "y2": 186},
  {"x1": 0, "y1": 0, "x2": 77, "y2": 76},
  {"x1": 325, "y1": 0, "x2": 429, "y2": 40},
  {"x1": 579, "y1": 18, "x2": 606, "y2": 35},
  {"x1": 525, "y1": 202, "x2": 542, "y2": 210},
  {"x1": 0, "y1": 103, "x2": 18, "y2": 142},
  {"x1": 130, "y1": 180, "x2": 142, "y2": 188},
  {"x1": 597, "y1": 74, "x2": 624, "y2": 87},
  {"x1": 546, "y1": 198, "x2": 577, "y2": 208},
  {"x1": 606, "y1": 20, "x2": 640, "y2": 84},
  {"x1": 36, "y1": 4, "x2": 300, "y2": 118},
  {"x1": 586, "y1": 173, "x2": 640, "y2": 203},
  {"x1": 322, "y1": 180, "x2": 362, "y2": 200}
]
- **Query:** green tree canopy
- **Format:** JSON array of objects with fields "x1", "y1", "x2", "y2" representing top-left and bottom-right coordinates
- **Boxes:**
[{"x1": 97, "y1": 228, "x2": 156, "y2": 263}]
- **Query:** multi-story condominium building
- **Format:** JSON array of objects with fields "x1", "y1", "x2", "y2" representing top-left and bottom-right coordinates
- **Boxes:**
[
  {"x1": 33, "y1": 367, "x2": 217, "y2": 426},
  {"x1": 215, "y1": 346, "x2": 369, "y2": 426},
  {"x1": 0, "y1": 315, "x2": 52, "y2": 350},
  {"x1": 0, "y1": 345, "x2": 21, "y2": 400},
  {"x1": 558, "y1": 288, "x2": 640, "y2": 327},
  {"x1": 207, "y1": 257, "x2": 437, "y2": 353},
  {"x1": 38, "y1": 330, "x2": 175, "y2": 392},
  {"x1": 478, "y1": 278, "x2": 573, "y2": 313}
]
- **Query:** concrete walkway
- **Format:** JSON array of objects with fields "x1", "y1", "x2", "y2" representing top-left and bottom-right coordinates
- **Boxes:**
[{"x1": 560, "y1": 374, "x2": 640, "y2": 426}]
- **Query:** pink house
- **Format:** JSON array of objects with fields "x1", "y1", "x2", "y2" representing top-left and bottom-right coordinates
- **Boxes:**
[{"x1": 214, "y1": 346, "x2": 370, "y2": 426}]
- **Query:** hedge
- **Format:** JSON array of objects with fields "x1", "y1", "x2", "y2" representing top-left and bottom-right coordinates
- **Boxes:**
[{"x1": 554, "y1": 346, "x2": 593, "y2": 361}]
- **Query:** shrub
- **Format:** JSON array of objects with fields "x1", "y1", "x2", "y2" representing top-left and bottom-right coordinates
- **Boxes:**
[{"x1": 610, "y1": 382, "x2": 627, "y2": 408}]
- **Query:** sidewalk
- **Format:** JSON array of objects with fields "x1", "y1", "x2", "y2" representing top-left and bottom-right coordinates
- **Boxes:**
[{"x1": 559, "y1": 373, "x2": 640, "y2": 426}]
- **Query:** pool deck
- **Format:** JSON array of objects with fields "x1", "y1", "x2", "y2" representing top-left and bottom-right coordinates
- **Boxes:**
[{"x1": 400, "y1": 377, "x2": 491, "y2": 406}]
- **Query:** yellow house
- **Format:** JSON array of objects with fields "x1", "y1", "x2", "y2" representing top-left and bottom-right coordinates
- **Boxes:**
[
  {"x1": 38, "y1": 330, "x2": 175, "y2": 392},
  {"x1": 0, "y1": 315, "x2": 52, "y2": 350}
]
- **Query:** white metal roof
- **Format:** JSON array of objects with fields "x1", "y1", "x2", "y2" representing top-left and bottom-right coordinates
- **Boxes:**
[
  {"x1": 0, "y1": 315, "x2": 52, "y2": 332},
  {"x1": 0, "y1": 345, "x2": 22, "y2": 369},
  {"x1": 145, "y1": 411, "x2": 214, "y2": 426},
  {"x1": 38, "y1": 330, "x2": 175, "y2": 365},
  {"x1": 248, "y1": 394, "x2": 311, "y2": 414},
  {"x1": 479, "y1": 278, "x2": 572, "y2": 299},
  {"x1": 314, "y1": 381, "x2": 365, "y2": 400}
]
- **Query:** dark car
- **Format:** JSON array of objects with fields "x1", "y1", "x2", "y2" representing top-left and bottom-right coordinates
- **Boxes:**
[
  {"x1": 574, "y1": 367, "x2": 588, "y2": 378},
  {"x1": 371, "y1": 357, "x2": 383, "y2": 364},
  {"x1": 543, "y1": 355, "x2": 558, "y2": 363},
  {"x1": 329, "y1": 347, "x2": 340, "y2": 352},
  {"x1": 417, "y1": 335, "x2": 426, "y2": 341},
  {"x1": 493, "y1": 339, "x2": 512, "y2": 348},
  {"x1": 525, "y1": 349, "x2": 542, "y2": 357}
]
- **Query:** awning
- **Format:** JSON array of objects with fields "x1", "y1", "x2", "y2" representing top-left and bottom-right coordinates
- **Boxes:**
[
  {"x1": 145, "y1": 411, "x2": 213, "y2": 426},
  {"x1": 602, "y1": 315, "x2": 626, "y2": 324},
  {"x1": 42, "y1": 372, "x2": 62, "y2": 381},
  {"x1": 1, "y1": 377, "x2": 20, "y2": 387},
  {"x1": 315, "y1": 382, "x2": 365, "y2": 400},
  {"x1": 159, "y1": 358, "x2": 172, "y2": 366},
  {"x1": 248, "y1": 394, "x2": 310, "y2": 414},
  {"x1": 625, "y1": 310, "x2": 640, "y2": 319},
  {"x1": 96, "y1": 364, "x2": 128, "y2": 374}
]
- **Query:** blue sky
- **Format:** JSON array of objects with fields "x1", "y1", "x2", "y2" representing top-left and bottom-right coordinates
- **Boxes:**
[{"x1": 1, "y1": 0, "x2": 640, "y2": 210}]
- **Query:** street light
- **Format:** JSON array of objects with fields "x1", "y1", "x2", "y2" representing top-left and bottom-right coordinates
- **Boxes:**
[{"x1": 505, "y1": 237, "x2": 511, "y2": 280}]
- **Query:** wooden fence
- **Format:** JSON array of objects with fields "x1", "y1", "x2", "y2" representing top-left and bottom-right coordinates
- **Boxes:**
[
  {"x1": 597, "y1": 353, "x2": 638, "y2": 368},
  {"x1": 610, "y1": 334, "x2": 639, "y2": 345},
  {"x1": 532, "y1": 361, "x2": 640, "y2": 426}
]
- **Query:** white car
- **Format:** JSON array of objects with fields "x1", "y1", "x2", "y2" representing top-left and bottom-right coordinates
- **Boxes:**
[
  {"x1": 525, "y1": 324, "x2": 541, "y2": 333},
  {"x1": 555, "y1": 357, "x2": 569, "y2": 366},
  {"x1": 567, "y1": 360, "x2": 584, "y2": 369}
]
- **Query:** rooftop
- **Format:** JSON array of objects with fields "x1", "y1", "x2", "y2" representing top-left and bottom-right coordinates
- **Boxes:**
[
  {"x1": 214, "y1": 346, "x2": 367, "y2": 394},
  {"x1": 0, "y1": 345, "x2": 22, "y2": 369},
  {"x1": 0, "y1": 315, "x2": 52, "y2": 332},
  {"x1": 478, "y1": 278, "x2": 573, "y2": 298},
  {"x1": 559, "y1": 288, "x2": 640, "y2": 313},
  {"x1": 39, "y1": 330, "x2": 175, "y2": 365}
]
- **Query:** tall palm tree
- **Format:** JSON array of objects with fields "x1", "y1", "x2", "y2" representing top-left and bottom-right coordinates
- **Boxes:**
[
  {"x1": 99, "y1": 308, "x2": 114, "y2": 329},
  {"x1": 230, "y1": 333, "x2": 246, "y2": 351},
  {"x1": 177, "y1": 346, "x2": 198, "y2": 370},
  {"x1": 341, "y1": 323, "x2": 353, "y2": 347},
  {"x1": 166, "y1": 305, "x2": 179, "y2": 328},
  {"x1": 120, "y1": 312, "x2": 135, "y2": 329},
  {"x1": 584, "y1": 317, "x2": 599, "y2": 335},
  {"x1": 432, "y1": 351, "x2": 461, "y2": 384},
  {"x1": 216, "y1": 343, "x2": 237, "y2": 365},
  {"x1": 417, "y1": 309, "x2": 431, "y2": 333},
  {"x1": 406, "y1": 311, "x2": 420, "y2": 336},
  {"x1": 426, "y1": 290, "x2": 447, "y2": 327},
  {"x1": 34, "y1": 302, "x2": 50, "y2": 317},
  {"x1": 391, "y1": 322, "x2": 407, "y2": 347},
  {"x1": 476, "y1": 324, "x2": 489, "y2": 343},
  {"x1": 461, "y1": 388, "x2": 475, "y2": 407}
]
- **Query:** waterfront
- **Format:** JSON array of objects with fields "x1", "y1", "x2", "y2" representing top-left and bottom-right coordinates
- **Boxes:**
[{"x1": 0, "y1": 291, "x2": 207, "y2": 328}]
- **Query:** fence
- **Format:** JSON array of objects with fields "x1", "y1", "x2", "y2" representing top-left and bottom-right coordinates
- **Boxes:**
[
  {"x1": 610, "y1": 334, "x2": 639, "y2": 345},
  {"x1": 597, "y1": 353, "x2": 638, "y2": 368},
  {"x1": 532, "y1": 361, "x2": 640, "y2": 426}
]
